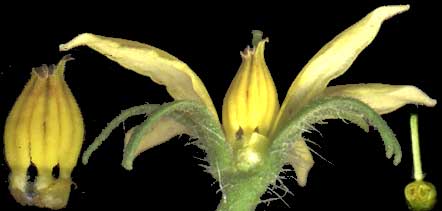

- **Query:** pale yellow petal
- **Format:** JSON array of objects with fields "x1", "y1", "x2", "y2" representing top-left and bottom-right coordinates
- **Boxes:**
[
  {"x1": 322, "y1": 84, "x2": 437, "y2": 114},
  {"x1": 276, "y1": 5, "x2": 410, "y2": 132},
  {"x1": 288, "y1": 138, "x2": 314, "y2": 187},
  {"x1": 124, "y1": 117, "x2": 188, "y2": 158},
  {"x1": 60, "y1": 33, "x2": 218, "y2": 118}
]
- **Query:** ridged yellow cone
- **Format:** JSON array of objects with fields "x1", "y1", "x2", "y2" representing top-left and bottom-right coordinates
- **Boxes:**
[
  {"x1": 222, "y1": 30, "x2": 279, "y2": 171},
  {"x1": 4, "y1": 55, "x2": 84, "y2": 209}
]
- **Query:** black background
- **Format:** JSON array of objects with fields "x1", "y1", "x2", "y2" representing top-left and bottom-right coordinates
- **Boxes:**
[{"x1": 1, "y1": 1, "x2": 440, "y2": 210}]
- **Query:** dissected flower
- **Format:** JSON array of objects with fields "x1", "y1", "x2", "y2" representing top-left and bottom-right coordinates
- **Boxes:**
[
  {"x1": 4, "y1": 55, "x2": 84, "y2": 209},
  {"x1": 63, "y1": 4, "x2": 435, "y2": 185},
  {"x1": 60, "y1": 4, "x2": 436, "y2": 211}
]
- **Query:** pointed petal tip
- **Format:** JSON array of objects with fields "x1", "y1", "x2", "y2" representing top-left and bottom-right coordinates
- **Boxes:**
[
  {"x1": 409, "y1": 86, "x2": 437, "y2": 107},
  {"x1": 59, "y1": 33, "x2": 94, "y2": 51},
  {"x1": 59, "y1": 33, "x2": 218, "y2": 118},
  {"x1": 293, "y1": 164, "x2": 313, "y2": 187},
  {"x1": 289, "y1": 140, "x2": 314, "y2": 187},
  {"x1": 374, "y1": 5, "x2": 410, "y2": 20},
  {"x1": 60, "y1": 54, "x2": 75, "y2": 62},
  {"x1": 296, "y1": 174, "x2": 308, "y2": 187},
  {"x1": 322, "y1": 84, "x2": 437, "y2": 115},
  {"x1": 426, "y1": 98, "x2": 437, "y2": 107}
]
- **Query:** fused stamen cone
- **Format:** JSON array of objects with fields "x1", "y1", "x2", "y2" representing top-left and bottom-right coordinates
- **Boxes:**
[
  {"x1": 4, "y1": 55, "x2": 84, "y2": 209},
  {"x1": 222, "y1": 31, "x2": 279, "y2": 145}
]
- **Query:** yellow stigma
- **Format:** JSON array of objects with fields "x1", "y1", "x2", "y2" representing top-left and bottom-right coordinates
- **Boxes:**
[
  {"x1": 4, "y1": 55, "x2": 84, "y2": 210},
  {"x1": 222, "y1": 31, "x2": 279, "y2": 144}
]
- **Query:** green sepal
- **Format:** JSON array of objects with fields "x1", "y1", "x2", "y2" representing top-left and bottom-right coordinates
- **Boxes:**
[
  {"x1": 270, "y1": 97, "x2": 402, "y2": 169},
  {"x1": 122, "y1": 101, "x2": 233, "y2": 176},
  {"x1": 82, "y1": 104, "x2": 161, "y2": 165}
]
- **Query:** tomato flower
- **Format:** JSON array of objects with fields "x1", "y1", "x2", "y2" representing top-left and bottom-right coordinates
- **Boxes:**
[{"x1": 60, "y1": 5, "x2": 435, "y2": 210}]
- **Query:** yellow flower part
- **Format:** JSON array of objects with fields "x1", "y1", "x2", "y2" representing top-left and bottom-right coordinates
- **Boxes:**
[
  {"x1": 222, "y1": 31, "x2": 279, "y2": 144},
  {"x1": 61, "y1": 5, "x2": 436, "y2": 186},
  {"x1": 222, "y1": 31, "x2": 279, "y2": 170},
  {"x1": 4, "y1": 55, "x2": 84, "y2": 210},
  {"x1": 59, "y1": 33, "x2": 217, "y2": 119}
]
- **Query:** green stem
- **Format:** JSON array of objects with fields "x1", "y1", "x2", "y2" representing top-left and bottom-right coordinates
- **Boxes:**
[
  {"x1": 410, "y1": 114, "x2": 423, "y2": 181},
  {"x1": 216, "y1": 176, "x2": 265, "y2": 211},
  {"x1": 217, "y1": 164, "x2": 279, "y2": 211}
]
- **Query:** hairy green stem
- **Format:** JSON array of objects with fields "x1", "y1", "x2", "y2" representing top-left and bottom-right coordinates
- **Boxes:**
[{"x1": 217, "y1": 166, "x2": 279, "y2": 211}]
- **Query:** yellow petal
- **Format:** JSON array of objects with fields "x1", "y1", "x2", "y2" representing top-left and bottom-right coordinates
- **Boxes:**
[
  {"x1": 124, "y1": 117, "x2": 188, "y2": 158},
  {"x1": 59, "y1": 33, "x2": 218, "y2": 119},
  {"x1": 222, "y1": 36, "x2": 279, "y2": 143},
  {"x1": 288, "y1": 138, "x2": 314, "y2": 187},
  {"x1": 276, "y1": 5, "x2": 410, "y2": 132},
  {"x1": 322, "y1": 84, "x2": 437, "y2": 114}
]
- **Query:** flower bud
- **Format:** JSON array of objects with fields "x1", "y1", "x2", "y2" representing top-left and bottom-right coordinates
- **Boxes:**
[{"x1": 4, "y1": 55, "x2": 84, "y2": 209}]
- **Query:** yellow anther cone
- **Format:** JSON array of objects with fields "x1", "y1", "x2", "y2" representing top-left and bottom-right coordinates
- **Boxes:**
[
  {"x1": 222, "y1": 31, "x2": 279, "y2": 144},
  {"x1": 222, "y1": 31, "x2": 279, "y2": 171},
  {"x1": 4, "y1": 55, "x2": 84, "y2": 210}
]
